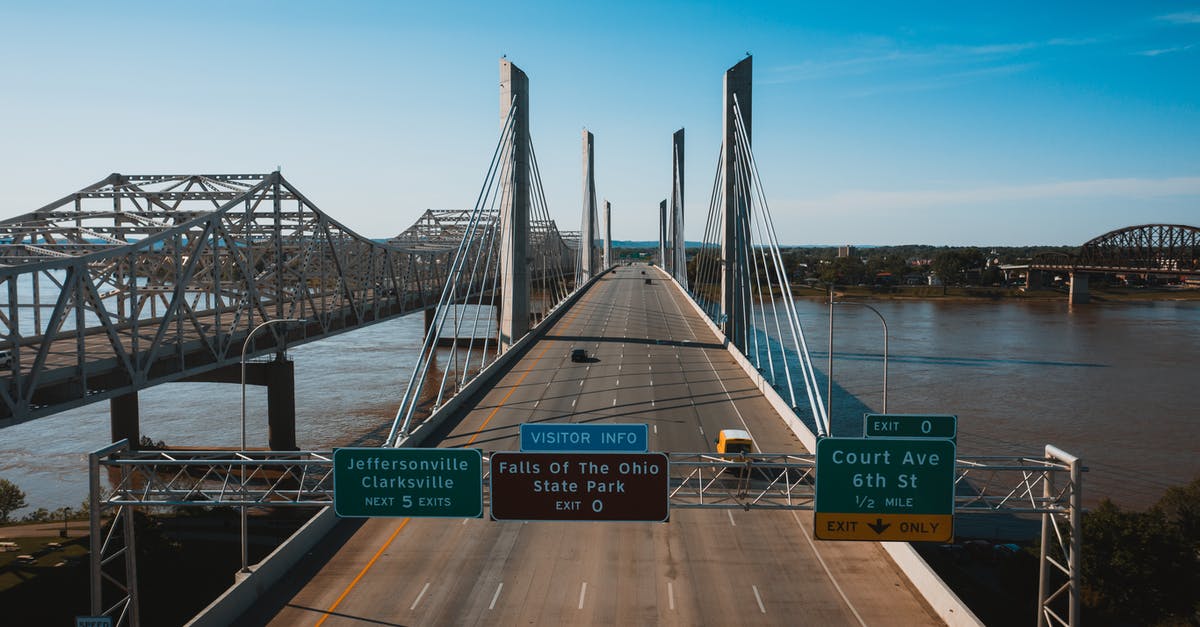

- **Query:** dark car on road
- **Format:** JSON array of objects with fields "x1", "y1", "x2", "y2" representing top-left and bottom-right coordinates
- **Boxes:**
[{"x1": 570, "y1": 348, "x2": 588, "y2": 363}]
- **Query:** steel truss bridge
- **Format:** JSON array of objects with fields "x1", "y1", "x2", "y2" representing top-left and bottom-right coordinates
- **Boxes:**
[
  {"x1": 1031, "y1": 223, "x2": 1200, "y2": 275},
  {"x1": 0, "y1": 173, "x2": 576, "y2": 427}
]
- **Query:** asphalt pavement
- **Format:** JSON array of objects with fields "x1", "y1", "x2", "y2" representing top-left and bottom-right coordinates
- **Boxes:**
[{"x1": 251, "y1": 264, "x2": 942, "y2": 626}]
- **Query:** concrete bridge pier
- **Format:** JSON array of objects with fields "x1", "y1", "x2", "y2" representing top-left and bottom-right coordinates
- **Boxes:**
[
  {"x1": 110, "y1": 392, "x2": 140, "y2": 448},
  {"x1": 1069, "y1": 271, "x2": 1090, "y2": 305},
  {"x1": 180, "y1": 357, "x2": 298, "y2": 450},
  {"x1": 424, "y1": 307, "x2": 436, "y2": 334},
  {"x1": 264, "y1": 357, "x2": 297, "y2": 451},
  {"x1": 1025, "y1": 269, "x2": 1045, "y2": 289}
]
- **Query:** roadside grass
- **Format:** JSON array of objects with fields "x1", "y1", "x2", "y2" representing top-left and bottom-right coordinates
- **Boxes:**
[{"x1": 0, "y1": 536, "x2": 88, "y2": 593}]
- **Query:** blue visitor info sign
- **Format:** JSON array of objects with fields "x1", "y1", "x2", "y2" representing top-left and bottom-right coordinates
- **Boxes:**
[{"x1": 519, "y1": 423, "x2": 648, "y2": 452}]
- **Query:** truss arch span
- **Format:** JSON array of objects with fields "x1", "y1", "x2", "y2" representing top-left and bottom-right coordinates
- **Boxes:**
[{"x1": 1076, "y1": 223, "x2": 1199, "y2": 273}]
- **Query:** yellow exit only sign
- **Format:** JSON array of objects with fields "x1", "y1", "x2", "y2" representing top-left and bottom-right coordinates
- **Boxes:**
[{"x1": 814, "y1": 512, "x2": 953, "y2": 542}]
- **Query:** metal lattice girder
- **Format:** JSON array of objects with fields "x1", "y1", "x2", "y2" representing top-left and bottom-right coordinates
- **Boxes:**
[
  {"x1": 1031, "y1": 223, "x2": 1200, "y2": 274},
  {"x1": 102, "y1": 450, "x2": 336, "y2": 507},
  {"x1": 0, "y1": 173, "x2": 501, "y2": 427},
  {"x1": 93, "y1": 449, "x2": 1079, "y2": 515},
  {"x1": 389, "y1": 209, "x2": 496, "y2": 252},
  {"x1": 955, "y1": 455, "x2": 1078, "y2": 514},
  {"x1": 1077, "y1": 223, "x2": 1199, "y2": 273}
]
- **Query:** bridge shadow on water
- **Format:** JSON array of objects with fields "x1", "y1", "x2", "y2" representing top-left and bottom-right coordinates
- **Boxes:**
[{"x1": 820, "y1": 350, "x2": 1108, "y2": 370}]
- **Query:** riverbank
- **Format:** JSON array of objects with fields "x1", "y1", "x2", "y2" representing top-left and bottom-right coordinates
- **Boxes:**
[{"x1": 793, "y1": 284, "x2": 1200, "y2": 302}]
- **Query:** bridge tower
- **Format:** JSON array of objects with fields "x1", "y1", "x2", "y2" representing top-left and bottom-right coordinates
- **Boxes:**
[
  {"x1": 580, "y1": 130, "x2": 599, "y2": 281},
  {"x1": 603, "y1": 199, "x2": 612, "y2": 269},
  {"x1": 499, "y1": 59, "x2": 531, "y2": 348},
  {"x1": 721, "y1": 56, "x2": 752, "y2": 348},
  {"x1": 659, "y1": 200, "x2": 667, "y2": 267},
  {"x1": 670, "y1": 128, "x2": 687, "y2": 287}
]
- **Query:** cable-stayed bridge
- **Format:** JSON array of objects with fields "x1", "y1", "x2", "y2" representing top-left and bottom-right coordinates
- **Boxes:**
[{"x1": 39, "y1": 57, "x2": 1083, "y2": 627}]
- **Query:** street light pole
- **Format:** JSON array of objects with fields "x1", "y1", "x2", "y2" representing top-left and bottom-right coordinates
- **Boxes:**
[
  {"x1": 827, "y1": 284, "x2": 834, "y2": 434},
  {"x1": 241, "y1": 318, "x2": 306, "y2": 451},
  {"x1": 829, "y1": 298, "x2": 889, "y2": 414},
  {"x1": 238, "y1": 317, "x2": 305, "y2": 573}
]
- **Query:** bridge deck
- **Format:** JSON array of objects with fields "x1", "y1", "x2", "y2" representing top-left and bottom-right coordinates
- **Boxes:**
[{"x1": 245, "y1": 264, "x2": 942, "y2": 626}]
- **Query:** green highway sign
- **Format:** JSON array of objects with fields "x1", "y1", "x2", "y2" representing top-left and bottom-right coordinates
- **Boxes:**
[
  {"x1": 333, "y1": 448, "x2": 482, "y2": 518},
  {"x1": 815, "y1": 437, "x2": 955, "y2": 542},
  {"x1": 864, "y1": 414, "x2": 957, "y2": 441}
]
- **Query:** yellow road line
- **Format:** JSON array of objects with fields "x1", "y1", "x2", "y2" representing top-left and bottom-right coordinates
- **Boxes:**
[
  {"x1": 315, "y1": 284, "x2": 599, "y2": 623},
  {"x1": 315, "y1": 518, "x2": 410, "y2": 626},
  {"x1": 465, "y1": 288, "x2": 591, "y2": 446}
]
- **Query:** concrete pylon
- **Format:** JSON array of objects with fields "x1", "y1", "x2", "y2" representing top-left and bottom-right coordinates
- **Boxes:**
[
  {"x1": 581, "y1": 130, "x2": 598, "y2": 281},
  {"x1": 110, "y1": 392, "x2": 140, "y2": 448},
  {"x1": 659, "y1": 200, "x2": 668, "y2": 267},
  {"x1": 603, "y1": 200, "x2": 612, "y2": 269},
  {"x1": 1069, "y1": 271, "x2": 1090, "y2": 305},
  {"x1": 721, "y1": 56, "x2": 752, "y2": 348},
  {"x1": 670, "y1": 128, "x2": 687, "y2": 287},
  {"x1": 499, "y1": 59, "x2": 530, "y2": 349}
]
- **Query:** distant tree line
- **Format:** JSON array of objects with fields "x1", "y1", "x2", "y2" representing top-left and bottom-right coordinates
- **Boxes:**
[
  {"x1": 775, "y1": 245, "x2": 1076, "y2": 287},
  {"x1": 0, "y1": 477, "x2": 90, "y2": 525}
]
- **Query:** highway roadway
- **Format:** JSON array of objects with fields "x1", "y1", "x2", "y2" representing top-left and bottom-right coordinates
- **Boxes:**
[{"x1": 245, "y1": 263, "x2": 942, "y2": 626}]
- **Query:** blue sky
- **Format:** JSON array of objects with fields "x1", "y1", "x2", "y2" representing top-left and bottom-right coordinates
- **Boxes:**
[{"x1": 1, "y1": 1, "x2": 1197, "y2": 245}]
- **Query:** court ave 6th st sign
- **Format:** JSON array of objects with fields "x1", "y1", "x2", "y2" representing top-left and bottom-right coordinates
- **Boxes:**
[{"x1": 815, "y1": 437, "x2": 955, "y2": 542}]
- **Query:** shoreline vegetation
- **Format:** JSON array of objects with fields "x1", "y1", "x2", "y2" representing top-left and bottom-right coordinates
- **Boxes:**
[{"x1": 794, "y1": 284, "x2": 1200, "y2": 302}]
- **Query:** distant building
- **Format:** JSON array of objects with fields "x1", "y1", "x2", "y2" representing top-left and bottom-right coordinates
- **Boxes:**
[{"x1": 837, "y1": 245, "x2": 856, "y2": 258}]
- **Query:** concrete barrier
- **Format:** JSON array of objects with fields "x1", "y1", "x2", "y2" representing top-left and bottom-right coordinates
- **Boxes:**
[
  {"x1": 402, "y1": 270, "x2": 605, "y2": 447},
  {"x1": 662, "y1": 270, "x2": 982, "y2": 626},
  {"x1": 663, "y1": 269, "x2": 816, "y2": 451},
  {"x1": 186, "y1": 506, "x2": 339, "y2": 627},
  {"x1": 187, "y1": 272, "x2": 608, "y2": 626}
]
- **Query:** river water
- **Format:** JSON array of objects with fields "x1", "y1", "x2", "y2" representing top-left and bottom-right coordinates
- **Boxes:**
[{"x1": 1, "y1": 297, "x2": 1196, "y2": 516}]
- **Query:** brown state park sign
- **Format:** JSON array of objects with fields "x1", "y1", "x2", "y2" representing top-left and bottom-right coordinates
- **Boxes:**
[{"x1": 489, "y1": 452, "x2": 669, "y2": 521}]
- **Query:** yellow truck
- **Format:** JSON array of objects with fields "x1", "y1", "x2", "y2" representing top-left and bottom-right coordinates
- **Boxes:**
[{"x1": 715, "y1": 429, "x2": 754, "y2": 457}]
